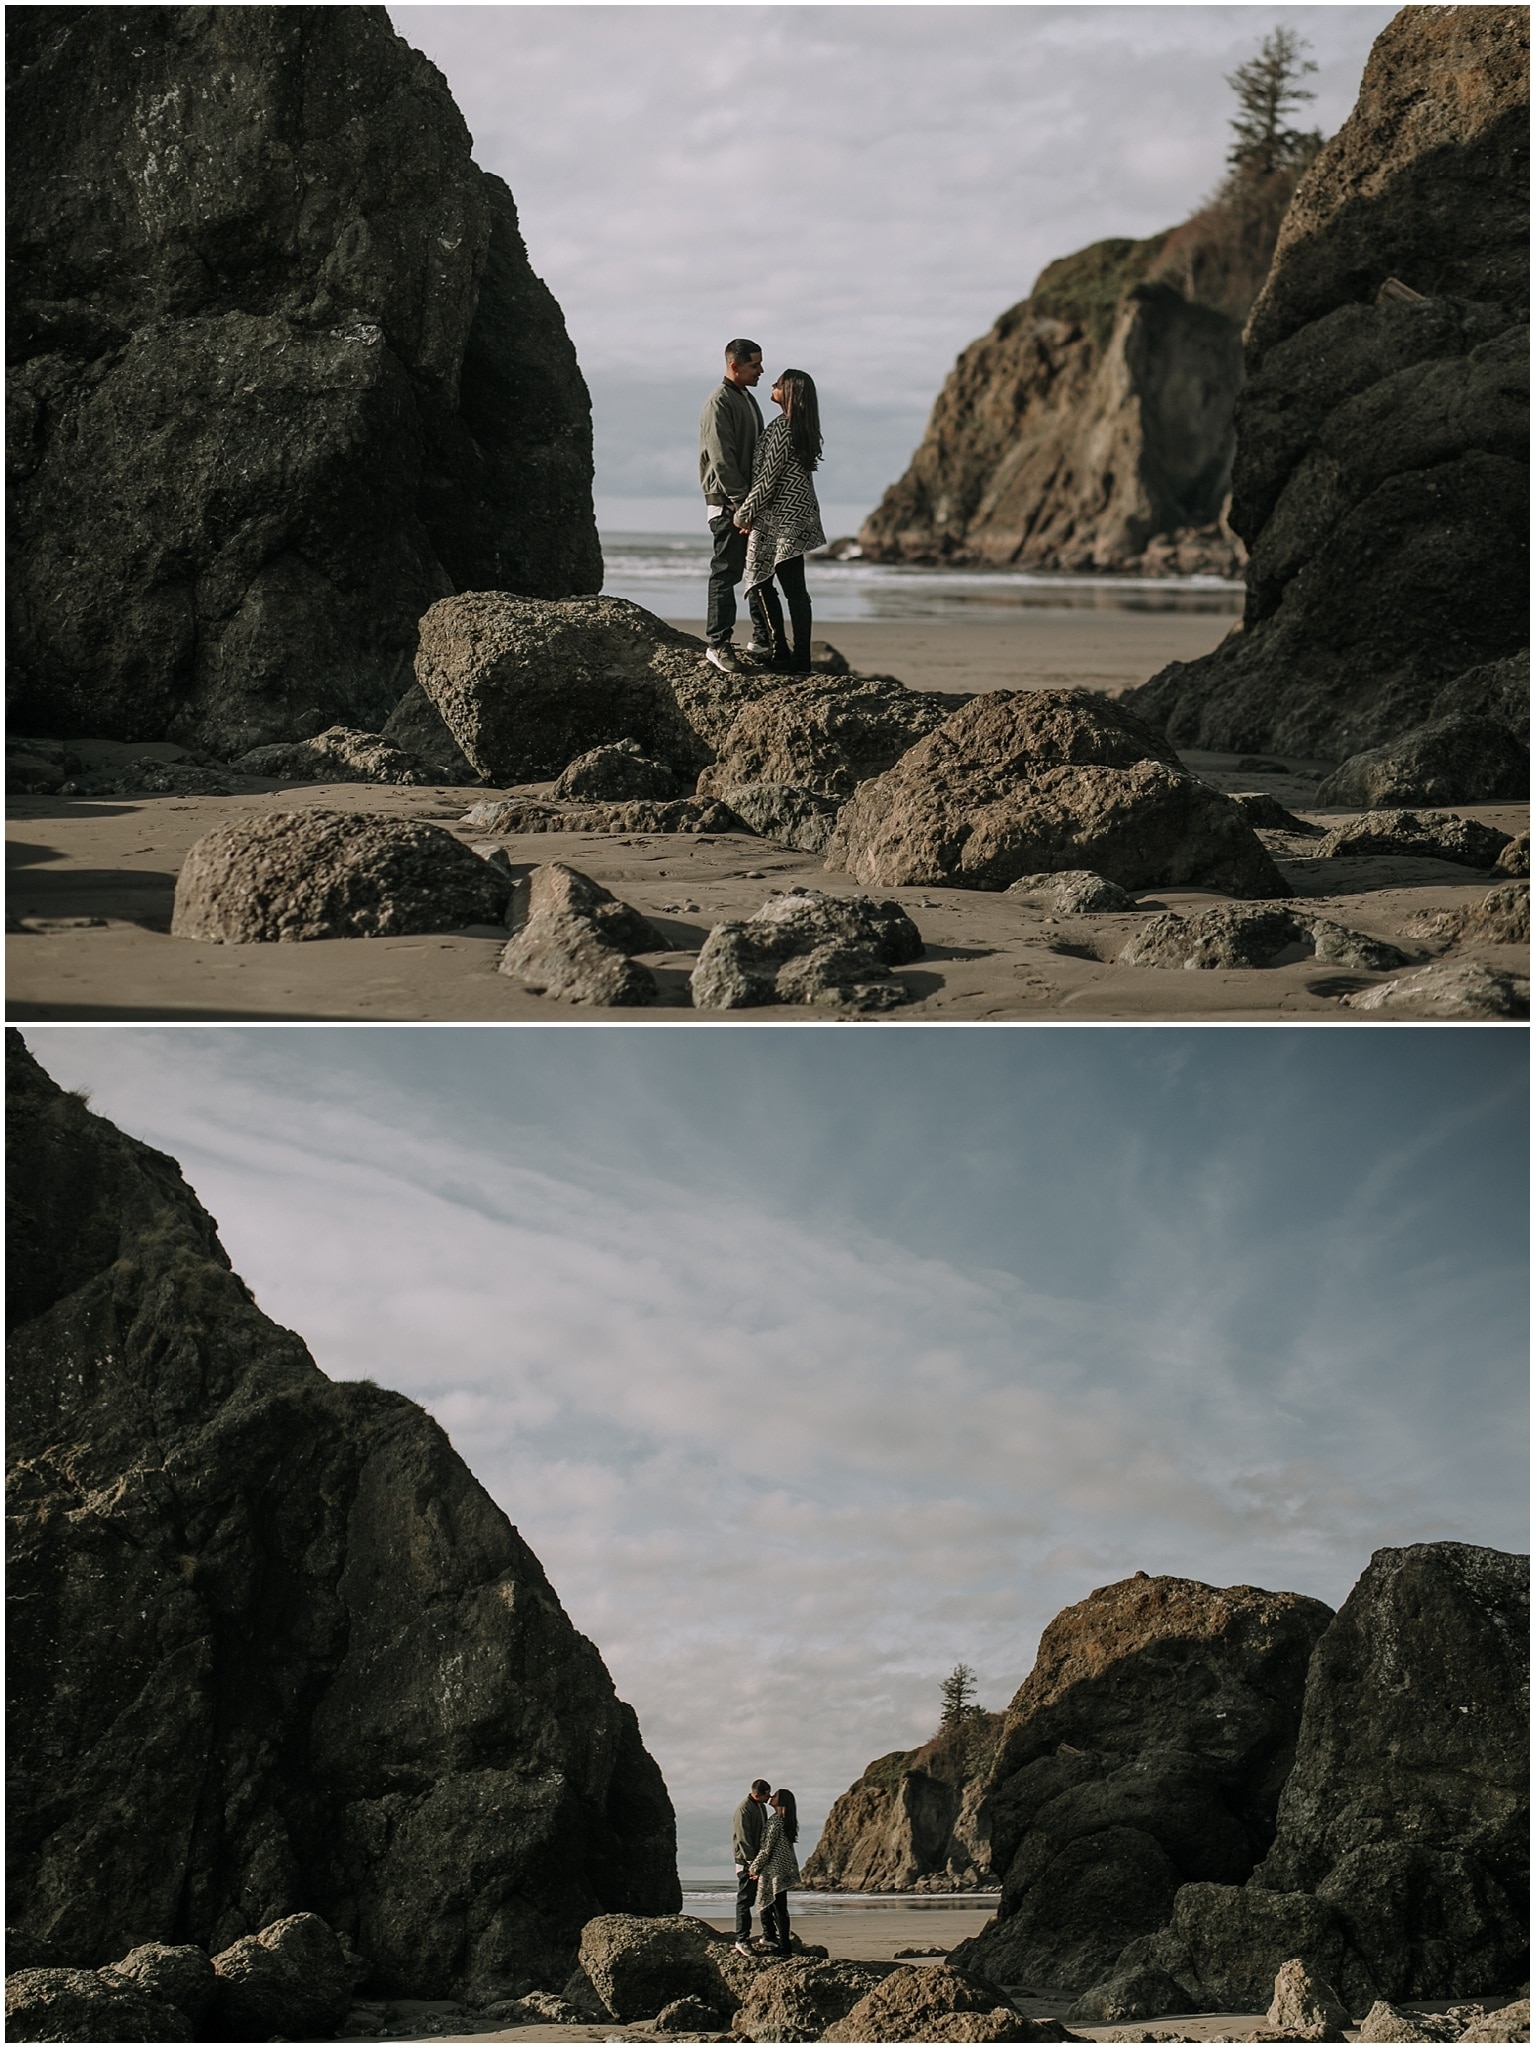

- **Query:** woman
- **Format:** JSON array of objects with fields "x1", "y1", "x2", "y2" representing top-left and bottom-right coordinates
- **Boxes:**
[
  {"x1": 748, "y1": 1787, "x2": 800, "y2": 1956},
  {"x1": 734, "y1": 371, "x2": 826, "y2": 671}
]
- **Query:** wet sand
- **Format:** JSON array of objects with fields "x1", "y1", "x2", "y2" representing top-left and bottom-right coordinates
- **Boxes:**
[
  {"x1": 8, "y1": 613, "x2": 1526, "y2": 1023},
  {"x1": 663, "y1": 610, "x2": 1240, "y2": 697}
]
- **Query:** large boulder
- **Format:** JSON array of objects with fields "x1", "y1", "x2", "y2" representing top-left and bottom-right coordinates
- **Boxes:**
[
  {"x1": 570, "y1": 1915, "x2": 747, "y2": 2025},
  {"x1": 499, "y1": 913, "x2": 658, "y2": 1007},
  {"x1": 3, "y1": 1968, "x2": 192, "y2": 2043},
  {"x1": 209, "y1": 1913, "x2": 358, "y2": 2041},
  {"x1": 7, "y1": 8, "x2": 600, "y2": 753},
  {"x1": 553, "y1": 739, "x2": 678, "y2": 802},
  {"x1": 802, "y1": 1716, "x2": 1004, "y2": 1892},
  {"x1": 415, "y1": 593, "x2": 781, "y2": 784},
  {"x1": 1342, "y1": 962, "x2": 1530, "y2": 1019},
  {"x1": 1115, "y1": 906, "x2": 1408, "y2": 973},
  {"x1": 697, "y1": 675, "x2": 963, "y2": 799},
  {"x1": 1094, "y1": 1884, "x2": 1371, "y2": 2018},
  {"x1": 690, "y1": 890, "x2": 924, "y2": 1013},
  {"x1": 1127, "y1": 9, "x2": 1529, "y2": 759},
  {"x1": 825, "y1": 693, "x2": 1285, "y2": 897},
  {"x1": 729, "y1": 1957, "x2": 896, "y2": 2042},
  {"x1": 231, "y1": 727, "x2": 431, "y2": 787},
  {"x1": 1316, "y1": 811, "x2": 1513, "y2": 870},
  {"x1": 5, "y1": 1032, "x2": 680, "y2": 1998},
  {"x1": 169, "y1": 809, "x2": 511, "y2": 941},
  {"x1": 822, "y1": 1963, "x2": 1071, "y2": 2043},
  {"x1": 1314, "y1": 713, "x2": 1529, "y2": 809},
  {"x1": 948, "y1": 1575, "x2": 1334, "y2": 1994},
  {"x1": 101, "y1": 1943, "x2": 217, "y2": 2027}
]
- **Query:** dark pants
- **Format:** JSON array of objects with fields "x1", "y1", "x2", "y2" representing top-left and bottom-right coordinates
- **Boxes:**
[
  {"x1": 706, "y1": 511, "x2": 748, "y2": 647},
  {"x1": 760, "y1": 1891, "x2": 791, "y2": 1952},
  {"x1": 734, "y1": 1869, "x2": 759, "y2": 1942},
  {"x1": 746, "y1": 554, "x2": 812, "y2": 668}
]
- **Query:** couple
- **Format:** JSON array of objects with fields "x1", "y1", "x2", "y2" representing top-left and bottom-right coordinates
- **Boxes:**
[
  {"x1": 699, "y1": 338, "x2": 825, "y2": 678},
  {"x1": 731, "y1": 1778, "x2": 800, "y2": 1957}
]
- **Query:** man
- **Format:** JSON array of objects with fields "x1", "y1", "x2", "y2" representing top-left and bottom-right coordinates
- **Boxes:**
[
  {"x1": 731, "y1": 1777, "x2": 773, "y2": 1955},
  {"x1": 698, "y1": 339, "x2": 765, "y2": 674}
]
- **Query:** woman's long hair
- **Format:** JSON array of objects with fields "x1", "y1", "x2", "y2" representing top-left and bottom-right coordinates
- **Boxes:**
[
  {"x1": 773, "y1": 1788, "x2": 799, "y2": 1844},
  {"x1": 776, "y1": 372, "x2": 822, "y2": 472}
]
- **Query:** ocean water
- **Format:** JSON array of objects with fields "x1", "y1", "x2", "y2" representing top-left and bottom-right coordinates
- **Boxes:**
[
  {"x1": 679, "y1": 1881, "x2": 1000, "y2": 1918},
  {"x1": 599, "y1": 532, "x2": 1243, "y2": 625}
]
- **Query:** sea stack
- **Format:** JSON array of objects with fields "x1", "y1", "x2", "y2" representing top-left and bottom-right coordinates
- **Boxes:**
[
  {"x1": 948, "y1": 1574, "x2": 1334, "y2": 1994},
  {"x1": 801, "y1": 1712, "x2": 1004, "y2": 1892},
  {"x1": 856, "y1": 240, "x2": 1246, "y2": 577},
  {"x1": 5, "y1": 1030, "x2": 679, "y2": 2003},
  {"x1": 1127, "y1": 6, "x2": 1529, "y2": 767},
  {"x1": 6, "y1": 6, "x2": 602, "y2": 755}
]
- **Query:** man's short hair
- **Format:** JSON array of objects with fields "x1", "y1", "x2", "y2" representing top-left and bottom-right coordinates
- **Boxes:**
[
  {"x1": 726, "y1": 338, "x2": 762, "y2": 365},
  {"x1": 751, "y1": 1778, "x2": 772, "y2": 1797}
]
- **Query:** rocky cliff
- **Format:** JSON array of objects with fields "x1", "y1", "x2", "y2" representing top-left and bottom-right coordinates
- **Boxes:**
[
  {"x1": 6, "y1": 6, "x2": 601, "y2": 756},
  {"x1": 800, "y1": 1713, "x2": 1004, "y2": 1892},
  {"x1": 1127, "y1": 6, "x2": 1529, "y2": 765},
  {"x1": 5, "y1": 1031, "x2": 679, "y2": 2003},
  {"x1": 856, "y1": 234, "x2": 1247, "y2": 577},
  {"x1": 947, "y1": 1575, "x2": 1334, "y2": 1993},
  {"x1": 1075, "y1": 1543, "x2": 1530, "y2": 2018}
]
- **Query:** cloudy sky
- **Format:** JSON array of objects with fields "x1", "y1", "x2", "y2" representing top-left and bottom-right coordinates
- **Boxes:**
[
  {"x1": 25, "y1": 1025, "x2": 1528, "y2": 1872},
  {"x1": 387, "y1": 4, "x2": 1398, "y2": 525}
]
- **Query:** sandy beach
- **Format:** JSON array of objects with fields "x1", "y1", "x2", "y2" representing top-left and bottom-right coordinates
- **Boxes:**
[
  {"x1": 8, "y1": 613, "x2": 1526, "y2": 1023},
  {"x1": 421, "y1": 1898, "x2": 1511, "y2": 2042}
]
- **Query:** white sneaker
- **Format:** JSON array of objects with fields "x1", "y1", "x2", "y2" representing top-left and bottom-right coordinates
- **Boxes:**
[
  {"x1": 706, "y1": 643, "x2": 748, "y2": 676},
  {"x1": 733, "y1": 1941, "x2": 753, "y2": 1956}
]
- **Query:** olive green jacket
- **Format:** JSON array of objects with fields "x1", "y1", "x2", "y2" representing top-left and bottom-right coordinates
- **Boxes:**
[{"x1": 699, "y1": 381, "x2": 764, "y2": 508}]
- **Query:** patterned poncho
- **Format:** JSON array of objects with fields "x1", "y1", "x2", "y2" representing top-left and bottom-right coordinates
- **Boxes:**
[
  {"x1": 737, "y1": 415, "x2": 826, "y2": 587},
  {"x1": 750, "y1": 1812, "x2": 801, "y2": 1910}
]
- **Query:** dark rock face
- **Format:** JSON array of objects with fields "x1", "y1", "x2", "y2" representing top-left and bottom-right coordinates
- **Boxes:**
[
  {"x1": 949, "y1": 1576, "x2": 1334, "y2": 1995},
  {"x1": 1315, "y1": 715, "x2": 1529, "y2": 810},
  {"x1": 801, "y1": 1716, "x2": 1004, "y2": 1892},
  {"x1": 7, "y1": 7, "x2": 600, "y2": 753},
  {"x1": 1079, "y1": 1544, "x2": 1530, "y2": 2016},
  {"x1": 825, "y1": 693, "x2": 1286, "y2": 899},
  {"x1": 5, "y1": 1033, "x2": 679, "y2": 1998},
  {"x1": 1128, "y1": 9, "x2": 1529, "y2": 761},
  {"x1": 1250, "y1": 1544, "x2": 1529, "y2": 2001},
  {"x1": 169, "y1": 809, "x2": 512, "y2": 941},
  {"x1": 859, "y1": 250, "x2": 1244, "y2": 575}
]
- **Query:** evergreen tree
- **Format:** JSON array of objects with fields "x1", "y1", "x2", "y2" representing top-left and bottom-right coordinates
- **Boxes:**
[
  {"x1": 939, "y1": 1663, "x2": 982, "y2": 1725},
  {"x1": 1224, "y1": 29, "x2": 1325, "y2": 182}
]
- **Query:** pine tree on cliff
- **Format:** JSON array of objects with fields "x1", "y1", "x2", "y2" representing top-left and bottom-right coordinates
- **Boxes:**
[
  {"x1": 939, "y1": 1663, "x2": 984, "y2": 1725},
  {"x1": 1178, "y1": 29, "x2": 1325, "y2": 314},
  {"x1": 1225, "y1": 29, "x2": 1325, "y2": 180}
]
